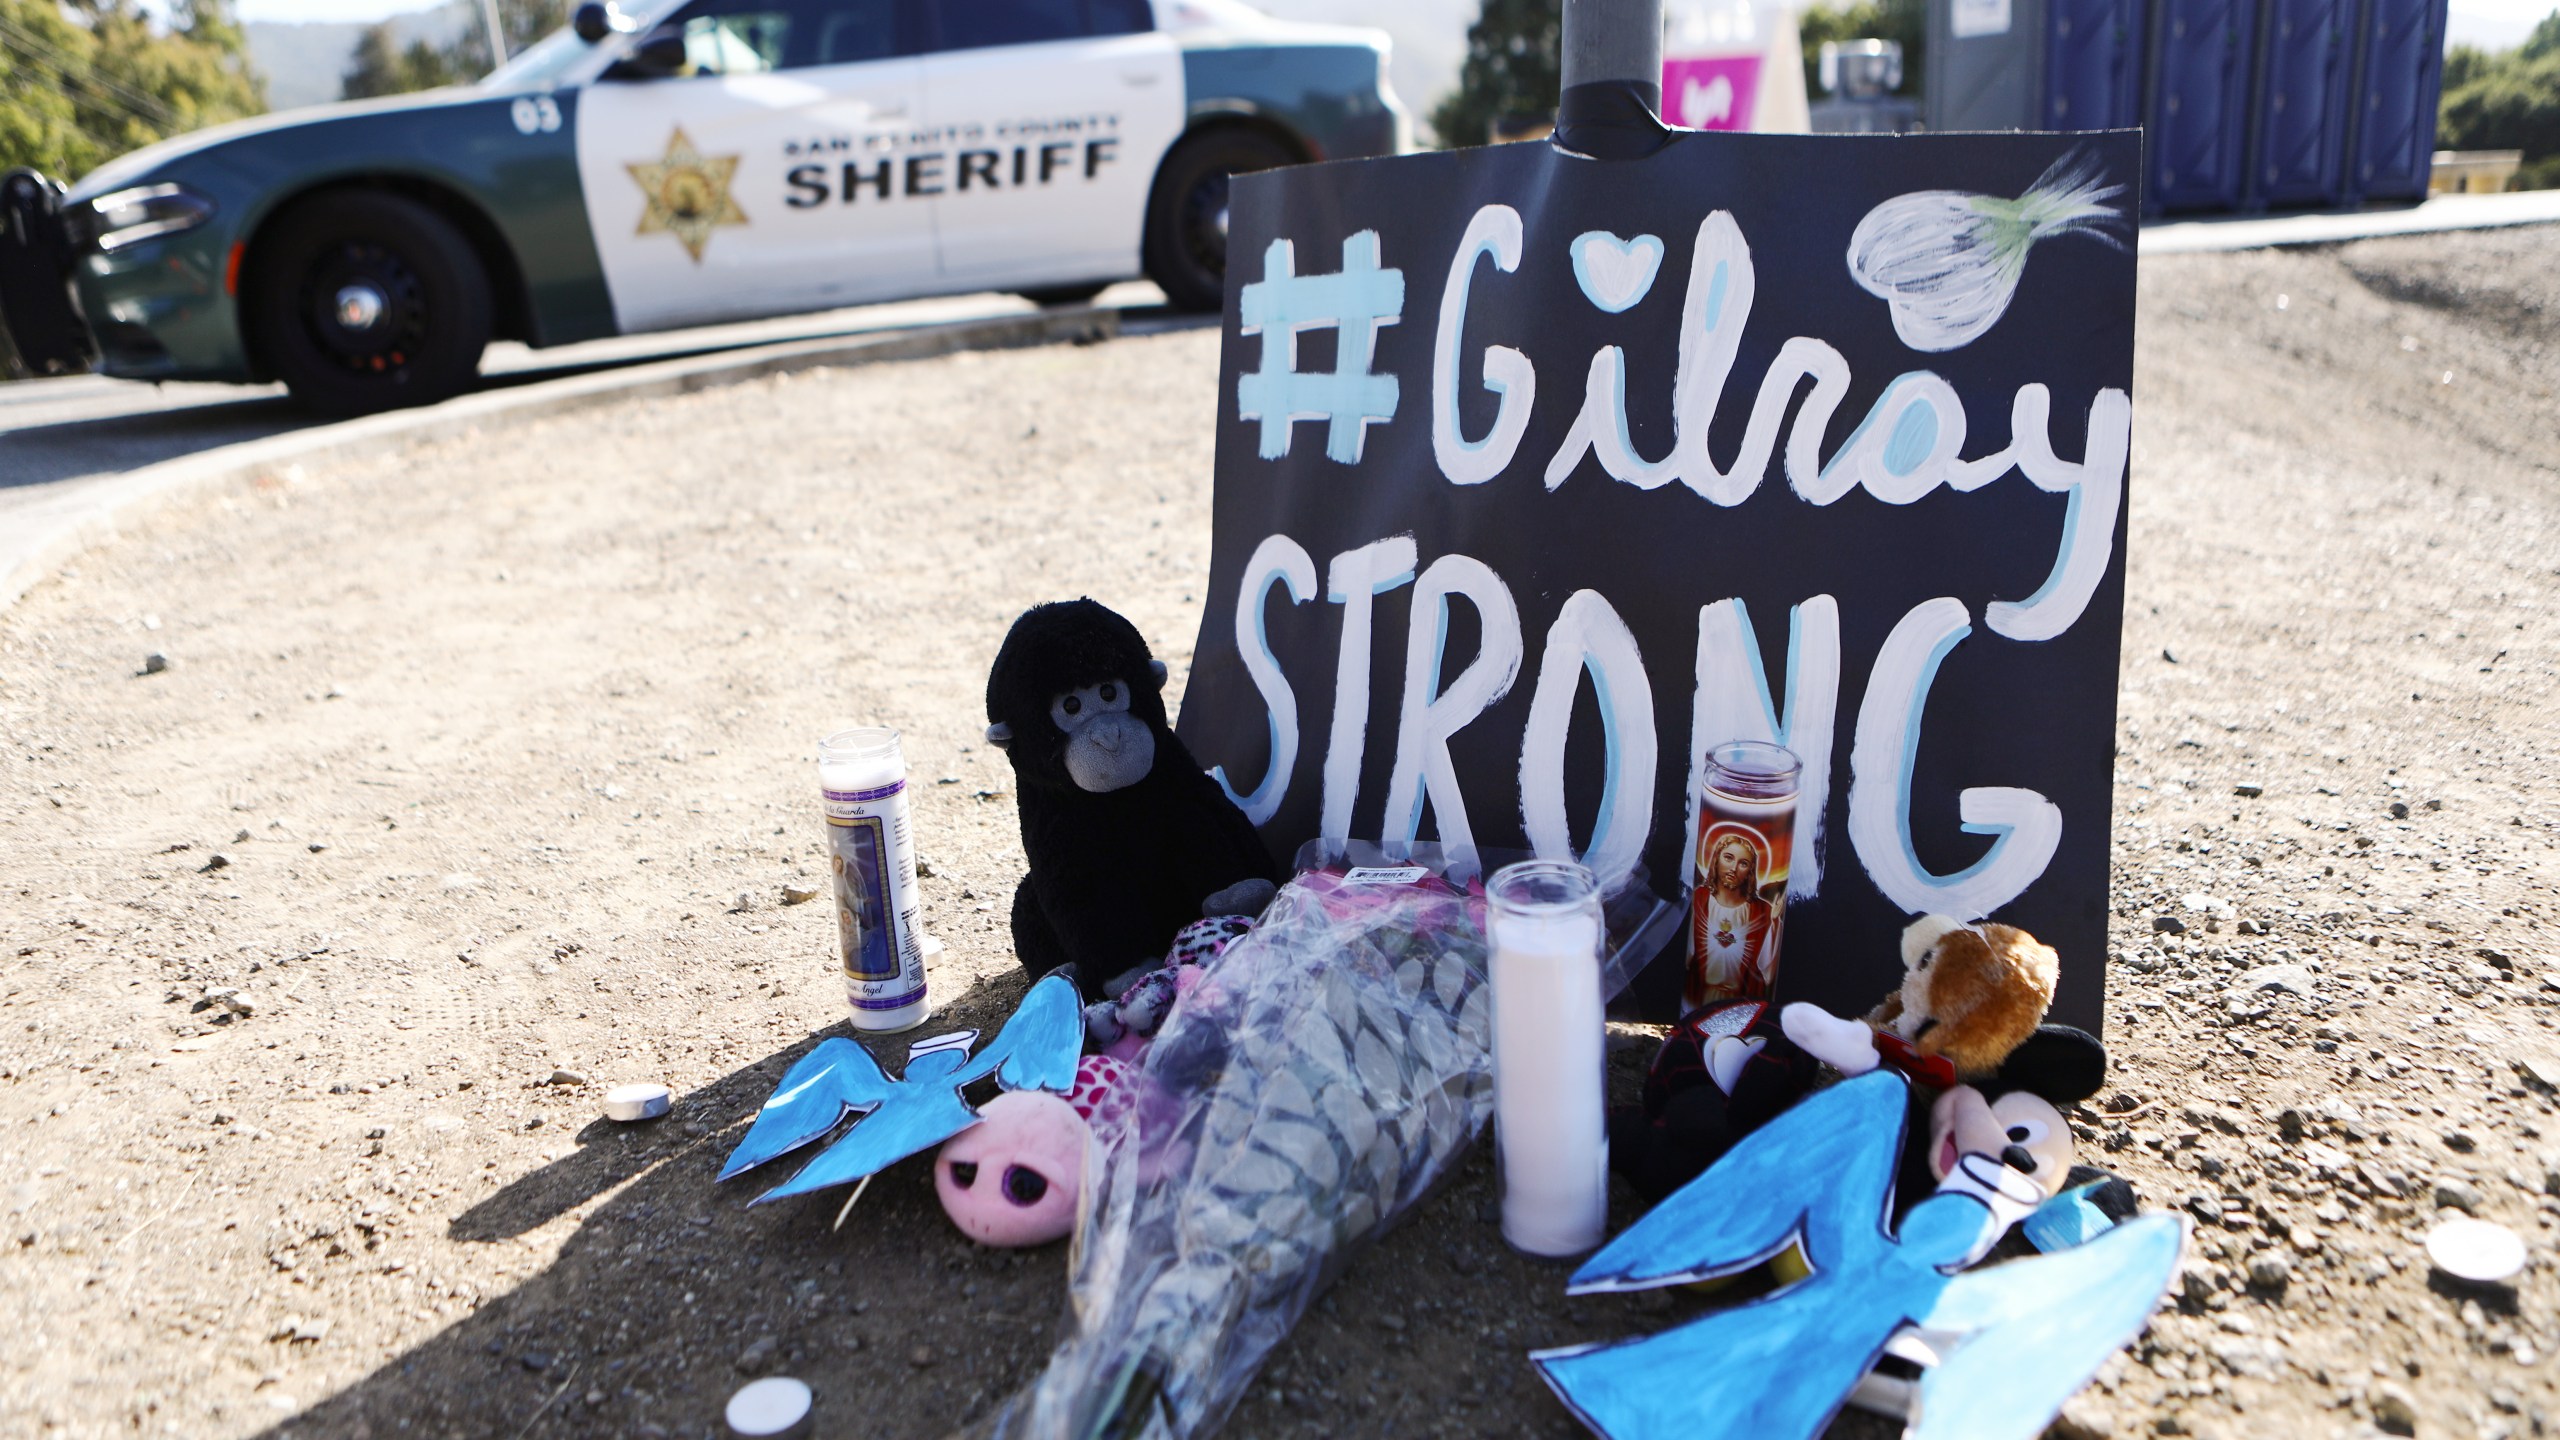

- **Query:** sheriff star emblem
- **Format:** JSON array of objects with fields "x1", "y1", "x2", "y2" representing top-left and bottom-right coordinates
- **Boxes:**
[{"x1": 627, "y1": 127, "x2": 747, "y2": 262}]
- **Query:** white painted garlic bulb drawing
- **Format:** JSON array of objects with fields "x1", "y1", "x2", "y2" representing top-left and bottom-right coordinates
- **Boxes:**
[{"x1": 1847, "y1": 154, "x2": 2125, "y2": 353}]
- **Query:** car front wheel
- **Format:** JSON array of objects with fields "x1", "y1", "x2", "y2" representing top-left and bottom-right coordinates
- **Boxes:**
[
  {"x1": 247, "y1": 190, "x2": 492, "y2": 416},
  {"x1": 1142, "y1": 128, "x2": 1296, "y2": 314}
]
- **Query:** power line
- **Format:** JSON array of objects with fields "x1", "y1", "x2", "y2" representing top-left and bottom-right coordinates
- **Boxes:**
[
  {"x1": 0, "y1": 15, "x2": 185, "y2": 128},
  {"x1": 0, "y1": 31, "x2": 178, "y2": 144},
  {"x1": 0, "y1": 36, "x2": 161, "y2": 131},
  {"x1": 0, "y1": 63, "x2": 132, "y2": 157},
  {"x1": 0, "y1": 15, "x2": 185, "y2": 125}
]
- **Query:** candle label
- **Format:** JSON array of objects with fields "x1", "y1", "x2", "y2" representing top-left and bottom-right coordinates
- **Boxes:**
[
  {"x1": 825, "y1": 778, "x2": 927, "y2": 1016},
  {"x1": 1688, "y1": 786, "x2": 1796, "y2": 1012},
  {"x1": 1343, "y1": 865, "x2": 1431, "y2": 886}
]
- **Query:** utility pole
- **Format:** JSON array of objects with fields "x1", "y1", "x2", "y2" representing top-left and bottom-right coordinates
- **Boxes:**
[
  {"x1": 479, "y1": 0, "x2": 510, "y2": 69},
  {"x1": 1556, "y1": 0, "x2": 1668, "y2": 157}
]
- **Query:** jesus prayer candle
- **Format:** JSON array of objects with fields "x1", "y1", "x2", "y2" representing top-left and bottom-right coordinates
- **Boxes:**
[
  {"x1": 1487, "y1": 859, "x2": 1609, "y2": 1257},
  {"x1": 1687, "y1": 739, "x2": 1802, "y2": 1012}
]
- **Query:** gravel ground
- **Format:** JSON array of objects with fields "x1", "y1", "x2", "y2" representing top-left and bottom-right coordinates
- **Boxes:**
[{"x1": 5, "y1": 223, "x2": 2560, "y2": 1440}]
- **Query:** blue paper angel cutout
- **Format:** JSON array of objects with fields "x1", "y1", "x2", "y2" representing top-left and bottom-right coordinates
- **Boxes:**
[
  {"x1": 1533, "y1": 1070, "x2": 2183, "y2": 1440},
  {"x1": 1908, "y1": 1208, "x2": 2184, "y2": 1440},
  {"x1": 718, "y1": 973, "x2": 1082, "y2": 1204}
]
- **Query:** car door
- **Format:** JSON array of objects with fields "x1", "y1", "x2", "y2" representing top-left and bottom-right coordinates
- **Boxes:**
[
  {"x1": 575, "y1": 0, "x2": 934, "y2": 333},
  {"x1": 914, "y1": 0, "x2": 1184, "y2": 292}
]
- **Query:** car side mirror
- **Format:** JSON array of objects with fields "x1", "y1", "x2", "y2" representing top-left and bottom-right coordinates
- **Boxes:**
[{"x1": 571, "y1": 1, "x2": 633, "y2": 43}]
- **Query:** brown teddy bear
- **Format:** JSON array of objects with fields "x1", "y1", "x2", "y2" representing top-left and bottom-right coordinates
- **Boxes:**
[
  {"x1": 1781, "y1": 914, "x2": 2061, "y2": 1086},
  {"x1": 1612, "y1": 915, "x2": 2081, "y2": 1203}
]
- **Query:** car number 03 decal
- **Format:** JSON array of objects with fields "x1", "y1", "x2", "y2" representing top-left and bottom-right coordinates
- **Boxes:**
[{"x1": 511, "y1": 96, "x2": 563, "y2": 136}]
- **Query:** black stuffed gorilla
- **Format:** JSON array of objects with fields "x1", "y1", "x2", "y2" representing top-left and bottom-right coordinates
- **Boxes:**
[{"x1": 985, "y1": 600, "x2": 1280, "y2": 997}]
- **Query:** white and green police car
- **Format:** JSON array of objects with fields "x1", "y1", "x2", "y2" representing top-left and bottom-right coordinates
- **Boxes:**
[{"x1": 0, "y1": 0, "x2": 1404, "y2": 413}]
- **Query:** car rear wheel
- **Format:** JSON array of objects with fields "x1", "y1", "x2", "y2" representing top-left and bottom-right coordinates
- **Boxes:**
[
  {"x1": 247, "y1": 190, "x2": 491, "y2": 416},
  {"x1": 1142, "y1": 129, "x2": 1297, "y2": 314}
]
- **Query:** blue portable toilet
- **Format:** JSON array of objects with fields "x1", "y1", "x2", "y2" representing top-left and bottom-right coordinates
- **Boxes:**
[
  {"x1": 2146, "y1": 0, "x2": 2257, "y2": 211},
  {"x1": 2344, "y1": 0, "x2": 2448, "y2": 201},
  {"x1": 2044, "y1": 0, "x2": 2148, "y2": 128},
  {"x1": 1926, "y1": 0, "x2": 2147, "y2": 132},
  {"x1": 2248, "y1": 0, "x2": 2359, "y2": 206}
]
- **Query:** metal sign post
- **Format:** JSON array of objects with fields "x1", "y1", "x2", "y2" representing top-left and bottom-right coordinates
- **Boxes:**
[
  {"x1": 1558, "y1": 0, "x2": 1669, "y2": 156},
  {"x1": 1563, "y1": 0, "x2": 1664, "y2": 100}
]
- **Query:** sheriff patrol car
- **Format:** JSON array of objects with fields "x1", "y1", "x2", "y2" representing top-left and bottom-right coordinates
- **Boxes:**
[{"x1": 0, "y1": 0, "x2": 1404, "y2": 414}]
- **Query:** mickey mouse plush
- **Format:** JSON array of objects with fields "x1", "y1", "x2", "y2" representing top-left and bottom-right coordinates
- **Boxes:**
[
  {"x1": 985, "y1": 599, "x2": 1280, "y2": 999},
  {"x1": 1909, "y1": 1021, "x2": 2109, "y2": 1228}
]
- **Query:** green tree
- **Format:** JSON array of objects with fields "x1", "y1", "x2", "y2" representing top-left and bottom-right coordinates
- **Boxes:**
[
  {"x1": 0, "y1": 0, "x2": 96, "y2": 174},
  {"x1": 1432, "y1": 0, "x2": 1562, "y2": 149},
  {"x1": 1796, "y1": 0, "x2": 1924, "y2": 100},
  {"x1": 2440, "y1": 42, "x2": 2490, "y2": 91},
  {"x1": 2524, "y1": 7, "x2": 2560, "y2": 58},
  {"x1": 0, "y1": 0, "x2": 264, "y2": 178},
  {"x1": 2437, "y1": 11, "x2": 2560, "y2": 191}
]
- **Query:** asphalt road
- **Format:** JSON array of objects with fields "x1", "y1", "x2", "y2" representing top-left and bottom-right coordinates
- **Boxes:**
[{"x1": 0, "y1": 279, "x2": 1179, "y2": 499}]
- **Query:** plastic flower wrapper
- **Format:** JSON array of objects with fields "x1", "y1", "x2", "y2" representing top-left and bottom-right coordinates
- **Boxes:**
[
  {"x1": 968, "y1": 844, "x2": 1681, "y2": 1440},
  {"x1": 967, "y1": 845, "x2": 1495, "y2": 1440},
  {"x1": 1847, "y1": 151, "x2": 2126, "y2": 353}
]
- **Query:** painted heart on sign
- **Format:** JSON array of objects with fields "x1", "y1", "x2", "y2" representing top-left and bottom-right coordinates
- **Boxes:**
[{"x1": 1570, "y1": 231, "x2": 1664, "y2": 314}]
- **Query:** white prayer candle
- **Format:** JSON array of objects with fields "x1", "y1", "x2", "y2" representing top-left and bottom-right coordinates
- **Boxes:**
[
  {"x1": 1487, "y1": 860, "x2": 1609, "y2": 1257},
  {"x1": 817, "y1": 727, "x2": 930, "y2": 1033}
]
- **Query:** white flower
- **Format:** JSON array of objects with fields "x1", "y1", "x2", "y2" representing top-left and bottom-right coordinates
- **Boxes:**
[{"x1": 1847, "y1": 153, "x2": 2126, "y2": 353}]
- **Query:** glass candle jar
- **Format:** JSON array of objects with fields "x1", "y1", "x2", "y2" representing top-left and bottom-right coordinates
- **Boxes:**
[
  {"x1": 1687, "y1": 739, "x2": 1802, "y2": 1012},
  {"x1": 1487, "y1": 858, "x2": 1608, "y2": 1257},
  {"x1": 817, "y1": 726, "x2": 929, "y2": 1033}
]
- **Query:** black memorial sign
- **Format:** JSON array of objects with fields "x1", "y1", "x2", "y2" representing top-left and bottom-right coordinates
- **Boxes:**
[{"x1": 1176, "y1": 131, "x2": 2139, "y2": 1028}]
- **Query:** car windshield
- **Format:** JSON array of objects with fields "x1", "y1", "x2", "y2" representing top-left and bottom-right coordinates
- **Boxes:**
[
  {"x1": 484, "y1": 0, "x2": 687, "y2": 90},
  {"x1": 479, "y1": 27, "x2": 593, "y2": 91}
]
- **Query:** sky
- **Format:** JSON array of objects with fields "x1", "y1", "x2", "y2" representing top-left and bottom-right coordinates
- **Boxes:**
[
  {"x1": 233, "y1": 0, "x2": 439, "y2": 20},
  {"x1": 2447, "y1": 0, "x2": 2557, "y2": 46},
  {"x1": 219, "y1": 0, "x2": 2554, "y2": 73}
]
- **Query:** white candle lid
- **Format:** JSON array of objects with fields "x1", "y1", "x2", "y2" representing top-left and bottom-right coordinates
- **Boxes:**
[
  {"x1": 726, "y1": 1376, "x2": 812, "y2": 1436},
  {"x1": 602, "y1": 1083, "x2": 672, "y2": 1123},
  {"x1": 2426, "y1": 1217, "x2": 2526, "y2": 1283}
]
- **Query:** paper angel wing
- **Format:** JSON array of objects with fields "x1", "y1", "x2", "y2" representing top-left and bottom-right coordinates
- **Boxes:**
[
  {"x1": 717, "y1": 1037, "x2": 898, "y2": 1182},
  {"x1": 1572, "y1": 1069, "x2": 1912, "y2": 1293},
  {"x1": 725, "y1": 974, "x2": 1085, "y2": 1202},
  {"x1": 948, "y1": 972, "x2": 1084, "y2": 1095},
  {"x1": 1907, "y1": 1213, "x2": 2187, "y2": 1440}
]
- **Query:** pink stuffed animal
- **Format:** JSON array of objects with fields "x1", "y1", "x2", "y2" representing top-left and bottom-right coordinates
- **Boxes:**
[
  {"x1": 933, "y1": 1091, "x2": 1085, "y2": 1246},
  {"x1": 934, "y1": 915, "x2": 1255, "y2": 1247}
]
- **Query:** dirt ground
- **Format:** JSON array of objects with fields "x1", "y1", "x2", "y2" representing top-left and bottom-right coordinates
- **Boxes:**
[{"x1": 5, "y1": 221, "x2": 2560, "y2": 1440}]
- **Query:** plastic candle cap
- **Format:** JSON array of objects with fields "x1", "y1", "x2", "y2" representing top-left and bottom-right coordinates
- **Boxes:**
[
  {"x1": 602, "y1": 1083, "x2": 672, "y2": 1123},
  {"x1": 726, "y1": 1376, "x2": 812, "y2": 1436},
  {"x1": 2426, "y1": 1217, "x2": 2526, "y2": 1283}
]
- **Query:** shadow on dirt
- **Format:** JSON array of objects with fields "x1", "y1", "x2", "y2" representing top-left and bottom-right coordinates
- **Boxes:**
[
  {"x1": 241, "y1": 952, "x2": 1905, "y2": 1440},
  {"x1": 248, "y1": 967, "x2": 1074, "y2": 1440}
]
